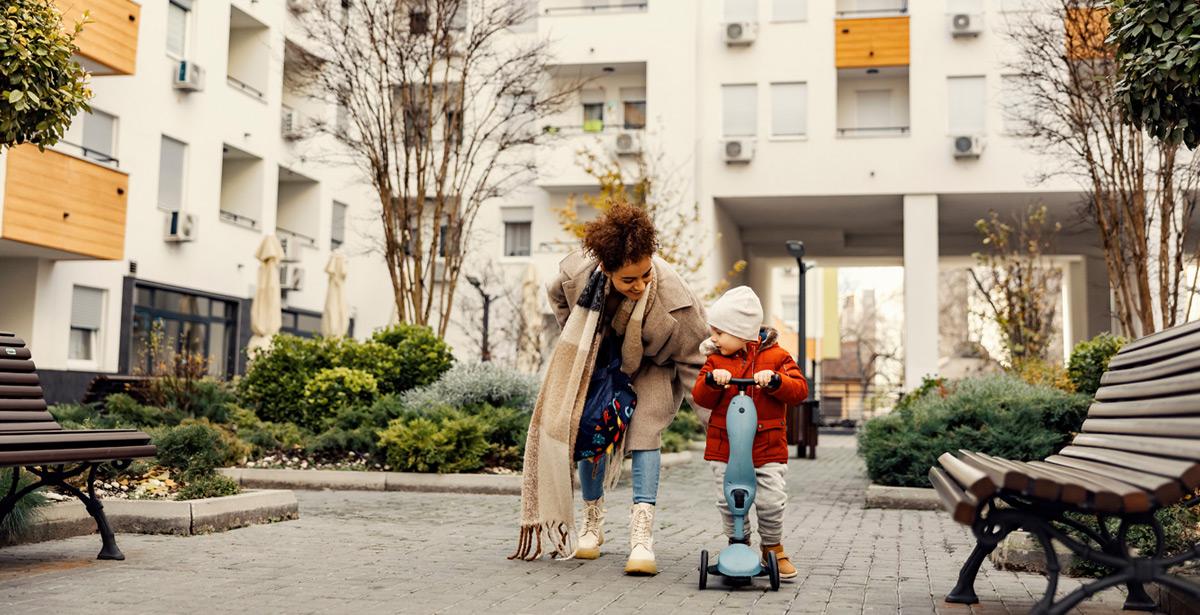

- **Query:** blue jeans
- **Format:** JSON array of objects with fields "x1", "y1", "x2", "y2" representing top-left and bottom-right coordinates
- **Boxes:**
[{"x1": 578, "y1": 449, "x2": 661, "y2": 505}]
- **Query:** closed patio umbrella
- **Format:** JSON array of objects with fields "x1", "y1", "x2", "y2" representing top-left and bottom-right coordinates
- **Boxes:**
[
  {"x1": 247, "y1": 235, "x2": 284, "y2": 357},
  {"x1": 516, "y1": 264, "x2": 543, "y2": 373},
  {"x1": 321, "y1": 250, "x2": 349, "y2": 337}
]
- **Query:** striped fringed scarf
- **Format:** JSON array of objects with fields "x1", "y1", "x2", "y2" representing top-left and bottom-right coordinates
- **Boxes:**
[{"x1": 508, "y1": 264, "x2": 655, "y2": 561}]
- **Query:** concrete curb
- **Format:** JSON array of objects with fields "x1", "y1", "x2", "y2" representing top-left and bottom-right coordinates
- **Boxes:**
[
  {"x1": 220, "y1": 450, "x2": 696, "y2": 495},
  {"x1": 5, "y1": 490, "x2": 299, "y2": 547},
  {"x1": 862, "y1": 484, "x2": 943, "y2": 511}
]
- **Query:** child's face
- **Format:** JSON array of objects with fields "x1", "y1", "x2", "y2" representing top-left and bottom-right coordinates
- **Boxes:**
[{"x1": 709, "y1": 327, "x2": 749, "y2": 356}]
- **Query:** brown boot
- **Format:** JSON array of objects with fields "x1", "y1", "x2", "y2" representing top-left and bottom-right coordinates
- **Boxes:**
[{"x1": 762, "y1": 544, "x2": 797, "y2": 580}]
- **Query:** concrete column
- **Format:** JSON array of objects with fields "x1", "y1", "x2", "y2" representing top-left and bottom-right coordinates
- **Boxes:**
[
  {"x1": 903, "y1": 194, "x2": 939, "y2": 391},
  {"x1": 1084, "y1": 254, "x2": 1115, "y2": 337}
]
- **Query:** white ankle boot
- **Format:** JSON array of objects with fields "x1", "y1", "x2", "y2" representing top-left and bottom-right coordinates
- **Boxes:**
[
  {"x1": 624, "y1": 503, "x2": 657, "y2": 575},
  {"x1": 575, "y1": 498, "x2": 605, "y2": 559}
]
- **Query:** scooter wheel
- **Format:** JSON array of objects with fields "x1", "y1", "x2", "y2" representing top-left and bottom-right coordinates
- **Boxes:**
[
  {"x1": 698, "y1": 550, "x2": 709, "y2": 590},
  {"x1": 767, "y1": 551, "x2": 780, "y2": 591}
]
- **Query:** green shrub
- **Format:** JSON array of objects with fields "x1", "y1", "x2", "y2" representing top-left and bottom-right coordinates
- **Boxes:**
[
  {"x1": 176, "y1": 474, "x2": 240, "y2": 501},
  {"x1": 1067, "y1": 499, "x2": 1200, "y2": 577},
  {"x1": 894, "y1": 376, "x2": 948, "y2": 414},
  {"x1": 858, "y1": 374, "x2": 1091, "y2": 488},
  {"x1": 49, "y1": 403, "x2": 97, "y2": 429},
  {"x1": 369, "y1": 324, "x2": 454, "y2": 392},
  {"x1": 667, "y1": 405, "x2": 705, "y2": 441},
  {"x1": 237, "y1": 334, "x2": 344, "y2": 425},
  {"x1": 660, "y1": 430, "x2": 687, "y2": 454},
  {"x1": 377, "y1": 412, "x2": 490, "y2": 473},
  {"x1": 301, "y1": 367, "x2": 378, "y2": 430},
  {"x1": 152, "y1": 377, "x2": 237, "y2": 423},
  {"x1": 1011, "y1": 358, "x2": 1075, "y2": 392},
  {"x1": 104, "y1": 393, "x2": 182, "y2": 428},
  {"x1": 228, "y1": 407, "x2": 308, "y2": 456},
  {"x1": 1067, "y1": 333, "x2": 1128, "y2": 397},
  {"x1": 153, "y1": 423, "x2": 231, "y2": 479},
  {"x1": 0, "y1": 475, "x2": 47, "y2": 542},
  {"x1": 398, "y1": 362, "x2": 538, "y2": 417}
]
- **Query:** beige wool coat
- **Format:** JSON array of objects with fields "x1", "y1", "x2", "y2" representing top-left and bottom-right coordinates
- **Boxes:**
[{"x1": 547, "y1": 251, "x2": 710, "y2": 451}]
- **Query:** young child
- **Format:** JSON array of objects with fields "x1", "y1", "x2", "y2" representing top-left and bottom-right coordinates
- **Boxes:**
[{"x1": 691, "y1": 286, "x2": 808, "y2": 580}]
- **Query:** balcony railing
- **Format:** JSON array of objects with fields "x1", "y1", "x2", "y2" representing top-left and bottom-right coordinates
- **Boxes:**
[
  {"x1": 541, "y1": 123, "x2": 645, "y2": 135},
  {"x1": 836, "y1": 1, "x2": 907, "y2": 17},
  {"x1": 55, "y1": 140, "x2": 120, "y2": 167},
  {"x1": 542, "y1": 1, "x2": 648, "y2": 16},
  {"x1": 219, "y1": 210, "x2": 259, "y2": 229},
  {"x1": 227, "y1": 75, "x2": 266, "y2": 100},
  {"x1": 836, "y1": 126, "x2": 910, "y2": 137},
  {"x1": 276, "y1": 226, "x2": 317, "y2": 247}
]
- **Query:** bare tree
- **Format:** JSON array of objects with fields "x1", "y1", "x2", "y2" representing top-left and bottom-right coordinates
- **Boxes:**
[
  {"x1": 454, "y1": 261, "x2": 547, "y2": 372},
  {"x1": 970, "y1": 205, "x2": 1063, "y2": 364},
  {"x1": 1004, "y1": 0, "x2": 1200, "y2": 337},
  {"x1": 293, "y1": 0, "x2": 578, "y2": 337}
]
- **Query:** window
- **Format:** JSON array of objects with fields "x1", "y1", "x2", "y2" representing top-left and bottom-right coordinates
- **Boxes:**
[
  {"x1": 449, "y1": 2, "x2": 468, "y2": 30},
  {"x1": 509, "y1": 0, "x2": 537, "y2": 32},
  {"x1": 855, "y1": 89, "x2": 893, "y2": 128},
  {"x1": 621, "y1": 88, "x2": 646, "y2": 130},
  {"x1": 1000, "y1": 74, "x2": 1029, "y2": 134},
  {"x1": 331, "y1": 201, "x2": 348, "y2": 250},
  {"x1": 166, "y1": 0, "x2": 191, "y2": 57},
  {"x1": 410, "y1": 9, "x2": 429, "y2": 35},
  {"x1": 281, "y1": 310, "x2": 322, "y2": 338},
  {"x1": 581, "y1": 89, "x2": 604, "y2": 132},
  {"x1": 947, "y1": 76, "x2": 987, "y2": 134},
  {"x1": 722, "y1": 84, "x2": 757, "y2": 137},
  {"x1": 129, "y1": 285, "x2": 237, "y2": 378},
  {"x1": 503, "y1": 207, "x2": 533, "y2": 257},
  {"x1": 725, "y1": 0, "x2": 758, "y2": 21},
  {"x1": 70, "y1": 286, "x2": 104, "y2": 362},
  {"x1": 770, "y1": 82, "x2": 807, "y2": 136},
  {"x1": 158, "y1": 136, "x2": 187, "y2": 212},
  {"x1": 336, "y1": 90, "x2": 351, "y2": 133},
  {"x1": 947, "y1": 0, "x2": 984, "y2": 11},
  {"x1": 772, "y1": 0, "x2": 807, "y2": 21},
  {"x1": 81, "y1": 109, "x2": 116, "y2": 163}
]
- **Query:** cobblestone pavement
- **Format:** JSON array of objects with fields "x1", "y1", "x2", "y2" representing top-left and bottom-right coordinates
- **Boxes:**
[{"x1": 0, "y1": 435, "x2": 1139, "y2": 614}]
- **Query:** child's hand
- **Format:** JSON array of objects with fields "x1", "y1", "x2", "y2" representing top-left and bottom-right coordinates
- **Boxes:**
[
  {"x1": 711, "y1": 369, "x2": 733, "y2": 387},
  {"x1": 753, "y1": 370, "x2": 776, "y2": 388}
]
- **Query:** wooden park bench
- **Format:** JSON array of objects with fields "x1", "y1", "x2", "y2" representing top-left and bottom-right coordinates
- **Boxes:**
[
  {"x1": 0, "y1": 332, "x2": 156, "y2": 559},
  {"x1": 930, "y1": 320, "x2": 1200, "y2": 614}
]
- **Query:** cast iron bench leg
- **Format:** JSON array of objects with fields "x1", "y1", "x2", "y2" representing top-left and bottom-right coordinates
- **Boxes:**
[
  {"x1": 84, "y1": 497, "x2": 124, "y2": 561},
  {"x1": 945, "y1": 540, "x2": 993, "y2": 604}
]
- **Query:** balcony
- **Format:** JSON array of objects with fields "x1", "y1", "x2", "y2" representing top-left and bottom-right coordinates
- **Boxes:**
[
  {"x1": 540, "y1": 0, "x2": 648, "y2": 17},
  {"x1": 835, "y1": 15, "x2": 909, "y2": 69},
  {"x1": 54, "y1": 0, "x2": 140, "y2": 75},
  {"x1": 836, "y1": 67, "x2": 910, "y2": 138},
  {"x1": 835, "y1": 0, "x2": 907, "y2": 18},
  {"x1": 2, "y1": 145, "x2": 128, "y2": 259},
  {"x1": 227, "y1": 6, "x2": 270, "y2": 102}
]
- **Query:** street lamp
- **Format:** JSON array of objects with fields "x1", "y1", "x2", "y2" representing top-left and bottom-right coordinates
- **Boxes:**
[
  {"x1": 786, "y1": 240, "x2": 818, "y2": 459},
  {"x1": 466, "y1": 275, "x2": 493, "y2": 362}
]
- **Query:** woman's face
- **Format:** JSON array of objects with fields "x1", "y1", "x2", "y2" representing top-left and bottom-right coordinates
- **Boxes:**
[{"x1": 607, "y1": 256, "x2": 653, "y2": 301}]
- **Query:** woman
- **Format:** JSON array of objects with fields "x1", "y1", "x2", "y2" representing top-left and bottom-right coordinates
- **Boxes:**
[{"x1": 509, "y1": 200, "x2": 709, "y2": 575}]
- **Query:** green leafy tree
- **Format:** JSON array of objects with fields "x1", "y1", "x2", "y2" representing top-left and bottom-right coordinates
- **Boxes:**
[
  {"x1": 1109, "y1": 0, "x2": 1200, "y2": 149},
  {"x1": 0, "y1": 0, "x2": 92, "y2": 150}
]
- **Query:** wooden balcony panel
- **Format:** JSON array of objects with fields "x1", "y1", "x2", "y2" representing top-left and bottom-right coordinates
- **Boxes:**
[
  {"x1": 1066, "y1": 7, "x2": 1112, "y2": 61},
  {"x1": 55, "y1": 0, "x2": 140, "y2": 75},
  {"x1": 835, "y1": 16, "x2": 910, "y2": 69},
  {"x1": 2, "y1": 145, "x2": 128, "y2": 260}
]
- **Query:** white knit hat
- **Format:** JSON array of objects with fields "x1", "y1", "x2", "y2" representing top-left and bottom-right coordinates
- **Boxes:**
[{"x1": 708, "y1": 286, "x2": 763, "y2": 341}]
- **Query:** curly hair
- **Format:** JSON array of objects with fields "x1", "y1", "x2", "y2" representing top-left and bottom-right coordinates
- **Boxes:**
[{"x1": 582, "y1": 198, "x2": 659, "y2": 273}]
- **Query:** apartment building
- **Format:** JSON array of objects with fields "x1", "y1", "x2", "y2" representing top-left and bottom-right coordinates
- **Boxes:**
[
  {"x1": 471, "y1": 0, "x2": 1119, "y2": 390},
  {"x1": 0, "y1": 0, "x2": 390, "y2": 401}
]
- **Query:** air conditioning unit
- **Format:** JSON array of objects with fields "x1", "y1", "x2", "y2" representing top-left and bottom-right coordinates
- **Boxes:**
[
  {"x1": 280, "y1": 264, "x2": 306, "y2": 291},
  {"x1": 723, "y1": 22, "x2": 758, "y2": 46},
  {"x1": 953, "y1": 135, "x2": 985, "y2": 158},
  {"x1": 721, "y1": 138, "x2": 755, "y2": 163},
  {"x1": 949, "y1": 13, "x2": 983, "y2": 37},
  {"x1": 279, "y1": 236, "x2": 303, "y2": 262},
  {"x1": 281, "y1": 108, "x2": 302, "y2": 140},
  {"x1": 172, "y1": 60, "x2": 205, "y2": 92},
  {"x1": 613, "y1": 131, "x2": 641, "y2": 156},
  {"x1": 163, "y1": 211, "x2": 197, "y2": 242},
  {"x1": 287, "y1": 0, "x2": 311, "y2": 12}
]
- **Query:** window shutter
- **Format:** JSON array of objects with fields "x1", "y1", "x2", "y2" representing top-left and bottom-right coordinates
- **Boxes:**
[{"x1": 71, "y1": 287, "x2": 105, "y2": 331}]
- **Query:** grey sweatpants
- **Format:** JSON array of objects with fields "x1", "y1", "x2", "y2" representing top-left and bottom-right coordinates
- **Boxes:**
[{"x1": 708, "y1": 461, "x2": 789, "y2": 546}]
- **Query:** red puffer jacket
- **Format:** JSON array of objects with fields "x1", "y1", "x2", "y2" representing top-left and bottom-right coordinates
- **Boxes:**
[{"x1": 691, "y1": 328, "x2": 808, "y2": 466}]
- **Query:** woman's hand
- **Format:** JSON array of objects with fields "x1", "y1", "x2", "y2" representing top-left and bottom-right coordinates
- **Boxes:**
[
  {"x1": 753, "y1": 370, "x2": 776, "y2": 388},
  {"x1": 711, "y1": 369, "x2": 733, "y2": 387}
]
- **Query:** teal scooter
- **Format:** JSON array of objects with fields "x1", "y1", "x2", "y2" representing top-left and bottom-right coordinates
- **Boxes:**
[{"x1": 698, "y1": 373, "x2": 782, "y2": 591}]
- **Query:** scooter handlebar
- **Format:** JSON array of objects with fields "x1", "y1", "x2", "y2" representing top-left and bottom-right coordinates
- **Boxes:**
[{"x1": 705, "y1": 373, "x2": 782, "y2": 391}]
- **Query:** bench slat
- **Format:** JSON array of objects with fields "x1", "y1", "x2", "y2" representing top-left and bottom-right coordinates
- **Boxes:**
[
  {"x1": 0, "y1": 431, "x2": 151, "y2": 448},
  {"x1": 1102, "y1": 347, "x2": 1200, "y2": 386},
  {"x1": 1073, "y1": 433, "x2": 1200, "y2": 461},
  {"x1": 0, "y1": 411, "x2": 56, "y2": 422},
  {"x1": 1082, "y1": 417, "x2": 1200, "y2": 438},
  {"x1": 0, "y1": 399, "x2": 48, "y2": 412},
  {"x1": 0, "y1": 385, "x2": 44, "y2": 399},
  {"x1": 1046, "y1": 454, "x2": 1183, "y2": 506},
  {"x1": 929, "y1": 467, "x2": 979, "y2": 525},
  {"x1": 938, "y1": 452, "x2": 997, "y2": 500},
  {"x1": 1059, "y1": 445, "x2": 1200, "y2": 489},
  {"x1": 1026, "y1": 460, "x2": 1144, "y2": 513},
  {"x1": 0, "y1": 422, "x2": 60, "y2": 432},
  {"x1": 1112, "y1": 319, "x2": 1200, "y2": 358},
  {"x1": 959, "y1": 450, "x2": 1030, "y2": 493},
  {"x1": 0, "y1": 372, "x2": 39, "y2": 386},
  {"x1": 1096, "y1": 372, "x2": 1200, "y2": 402},
  {"x1": 0, "y1": 359, "x2": 35, "y2": 373},
  {"x1": 979, "y1": 453, "x2": 1071, "y2": 503},
  {"x1": 0, "y1": 444, "x2": 157, "y2": 468},
  {"x1": 0, "y1": 337, "x2": 25, "y2": 347},
  {"x1": 1109, "y1": 330, "x2": 1200, "y2": 371},
  {"x1": 1088, "y1": 394, "x2": 1200, "y2": 419},
  {"x1": 0, "y1": 348, "x2": 31, "y2": 361}
]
